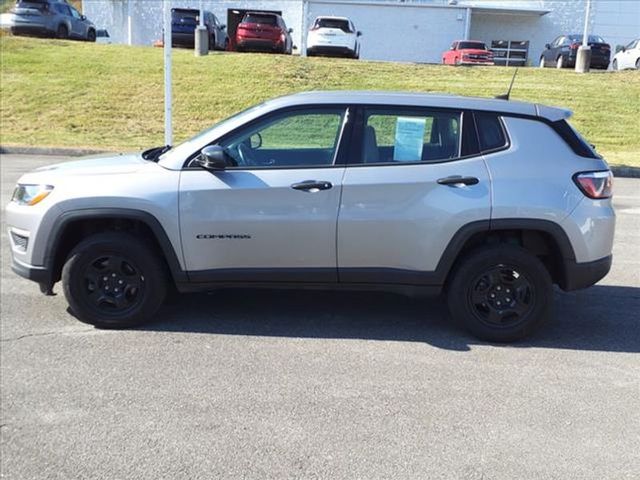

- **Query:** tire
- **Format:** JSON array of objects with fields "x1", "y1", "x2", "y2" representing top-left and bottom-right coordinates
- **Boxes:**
[
  {"x1": 539, "y1": 56, "x2": 545, "y2": 68},
  {"x1": 56, "y1": 24, "x2": 69, "y2": 39},
  {"x1": 636, "y1": 58, "x2": 639, "y2": 70},
  {"x1": 556, "y1": 55, "x2": 564, "y2": 69},
  {"x1": 62, "y1": 233, "x2": 167, "y2": 329},
  {"x1": 446, "y1": 245, "x2": 553, "y2": 342},
  {"x1": 87, "y1": 29, "x2": 96, "y2": 42}
]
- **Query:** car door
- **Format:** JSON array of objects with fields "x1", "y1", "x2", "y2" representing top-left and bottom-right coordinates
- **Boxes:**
[
  {"x1": 337, "y1": 107, "x2": 491, "y2": 285},
  {"x1": 68, "y1": 6, "x2": 84, "y2": 38},
  {"x1": 544, "y1": 36, "x2": 561, "y2": 65},
  {"x1": 622, "y1": 39, "x2": 638, "y2": 69},
  {"x1": 179, "y1": 106, "x2": 351, "y2": 283}
]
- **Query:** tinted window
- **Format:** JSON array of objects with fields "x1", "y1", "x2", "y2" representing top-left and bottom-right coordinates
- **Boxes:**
[
  {"x1": 172, "y1": 10, "x2": 198, "y2": 24},
  {"x1": 475, "y1": 113, "x2": 507, "y2": 152},
  {"x1": 70, "y1": 7, "x2": 81, "y2": 19},
  {"x1": 458, "y1": 41, "x2": 487, "y2": 50},
  {"x1": 243, "y1": 14, "x2": 277, "y2": 25},
  {"x1": 361, "y1": 109, "x2": 461, "y2": 163},
  {"x1": 315, "y1": 18, "x2": 352, "y2": 32},
  {"x1": 568, "y1": 34, "x2": 605, "y2": 44},
  {"x1": 219, "y1": 109, "x2": 346, "y2": 168}
]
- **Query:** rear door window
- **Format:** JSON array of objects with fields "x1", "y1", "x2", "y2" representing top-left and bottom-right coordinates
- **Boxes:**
[{"x1": 360, "y1": 109, "x2": 462, "y2": 164}]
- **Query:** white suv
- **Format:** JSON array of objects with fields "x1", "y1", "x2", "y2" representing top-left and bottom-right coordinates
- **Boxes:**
[
  {"x1": 307, "y1": 16, "x2": 361, "y2": 59},
  {"x1": 6, "y1": 91, "x2": 615, "y2": 342}
]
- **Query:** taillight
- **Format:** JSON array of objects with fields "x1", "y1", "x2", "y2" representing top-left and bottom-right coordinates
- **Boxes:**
[
  {"x1": 573, "y1": 171, "x2": 613, "y2": 199},
  {"x1": 570, "y1": 42, "x2": 581, "y2": 50}
]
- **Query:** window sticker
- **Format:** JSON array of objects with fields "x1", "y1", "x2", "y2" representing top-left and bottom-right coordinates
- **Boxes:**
[{"x1": 393, "y1": 117, "x2": 426, "y2": 161}]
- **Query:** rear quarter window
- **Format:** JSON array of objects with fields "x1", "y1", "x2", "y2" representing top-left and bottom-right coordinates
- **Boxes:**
[{"x1": 475, "y1": 112, "x2": 507, "y2": 152}]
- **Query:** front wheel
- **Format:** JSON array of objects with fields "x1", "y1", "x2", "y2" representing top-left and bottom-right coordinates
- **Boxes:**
[
  {"x1": 446, "y1": 245, "x2": 553, "y2": 342},
  {"x1": 87, "y1": 29, "x2": 96, "y2": 42},
  {"x1": 62, "y1": 233, "x2": 167, "y2": 329}
]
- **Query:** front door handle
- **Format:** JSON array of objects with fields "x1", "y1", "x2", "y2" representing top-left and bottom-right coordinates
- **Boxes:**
[
  {"x1": 291, "y1": 180, "x2": 333, "y2": 192},
  {"x1": 437, "y1": 175, "x2": 479, "y2": 186}
]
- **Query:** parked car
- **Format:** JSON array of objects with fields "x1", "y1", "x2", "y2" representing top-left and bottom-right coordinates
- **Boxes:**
[
  {"x1": 95, "y1": 28, "x2": 110, "y2": 44},
  {"x1": 442, "y1": 40, "x2": 494, "y2": 65},
  {"x1": 612, "y1": 38, "x2": 640, "y2": 70},
  {"x1": 235, "y1": 12, "x2": 293, "y2": 54},
  {"x1": 10, "y1": 0, "x2": 96, "y2": 41},
  {"x1": 539, "y1": 34, "x2": 610, "y2": 69},
  {"x1": 171, "y1": 8, "x2": 228, "y2": 51},
  {"x1": 6, "y1": 91, "x2": 614, "y2": 342},
  {"x1": 306, "y1": 16, "x2": 361, "y2": 59}
]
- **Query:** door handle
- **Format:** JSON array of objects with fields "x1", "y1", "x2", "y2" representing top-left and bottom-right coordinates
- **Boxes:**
[
  {"x1": 291, "y1": 180, "x2": 333, "y2": 192},
  {"x1": 437, "y1": 175, "x2": 479, "y2": 186}
]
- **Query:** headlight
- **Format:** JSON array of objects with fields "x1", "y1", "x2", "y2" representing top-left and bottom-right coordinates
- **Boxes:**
[{"x1": 11, "y1": 184, "x2": 54, "y2": 206}]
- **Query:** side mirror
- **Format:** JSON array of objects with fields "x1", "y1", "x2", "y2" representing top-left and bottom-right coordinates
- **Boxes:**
[
  {"x1": 545, "y1": 43, "x2": 551, "y2": 49},
  {"x1": 221, "y1": 25, "x2": 226, "y2": 30},
  {"x1": 196, "y1": 145, "x2": 228, "y2": 170},
  {"x1": 81, "y1": 15, "x2": 87, "y2": 20},
  {"x1": 288, "y1": 28, "x2": 293, "y2": 34},
  {"x1": 621, "y1": 46, "x2": 626, "y2": 52},
  {"x1": 356, "y1": 31, "x2": 362, "y2": 37}
]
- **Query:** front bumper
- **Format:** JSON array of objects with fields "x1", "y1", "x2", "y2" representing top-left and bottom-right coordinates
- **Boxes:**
[{"x1": 561, "y1": 255, "x2": 612, "y2": 291}]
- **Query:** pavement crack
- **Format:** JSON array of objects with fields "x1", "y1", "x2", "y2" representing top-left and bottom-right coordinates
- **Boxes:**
[{"x1": 1, "y1": 328, "x2": 95, "y2": 343}]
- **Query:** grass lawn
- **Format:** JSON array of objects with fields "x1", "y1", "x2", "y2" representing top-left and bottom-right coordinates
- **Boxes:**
[{"x1": 1, "y1": 35, "x2": 639, "y2": 167}]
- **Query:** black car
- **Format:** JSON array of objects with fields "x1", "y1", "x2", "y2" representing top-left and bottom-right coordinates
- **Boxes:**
[
  {"x1": 171, "y1": 8, "x2": 228, "y2": 51},
  {"x1": 539, "y1": 34, "x2": 611, "y2": 69},
  {"x1": 10, "y1": 0, "x2": 96, "y2": 41}
]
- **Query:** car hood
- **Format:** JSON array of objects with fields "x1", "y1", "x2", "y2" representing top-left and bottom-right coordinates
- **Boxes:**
[
  {"x1": 460, "y1": 49, "x2": 492, "y2": 55},
  {"x1": 20, "y1": 153, "x2": 149, "y2": 183}
]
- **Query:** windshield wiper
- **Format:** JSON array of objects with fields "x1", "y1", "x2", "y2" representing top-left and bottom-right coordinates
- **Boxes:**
[{"x1": 141, "y1": 145, "x2": 172, "y2": 162}]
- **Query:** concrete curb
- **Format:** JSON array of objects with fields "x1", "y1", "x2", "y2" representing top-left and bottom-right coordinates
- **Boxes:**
[{"x1": 1, "y1": 145, "x2": 639, "y2": 178}]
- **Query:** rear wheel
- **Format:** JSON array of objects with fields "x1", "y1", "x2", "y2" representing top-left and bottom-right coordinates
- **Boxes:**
[
  {"x1": 62, "y1": 233, "x2": 167, "y2": 329},
  {"x1": 446, "y1": 245, "x2": 553, "y2": 342},
  {"x1": 57, "y1": 24, "x2": 68, "y2": 39},
  {"x1": 556, "y1": 55, "x2": 564, "y2": 69}
]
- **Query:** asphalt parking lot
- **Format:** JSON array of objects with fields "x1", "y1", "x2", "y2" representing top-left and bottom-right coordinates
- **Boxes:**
[{"x1": 1, "y1": 153, "x2": 639, "y2": 479}]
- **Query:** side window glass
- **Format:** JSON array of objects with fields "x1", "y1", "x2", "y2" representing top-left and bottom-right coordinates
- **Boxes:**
[
  {"x1": 70, "y1": 7, "x2": 81, "y2": 19},
  {"x1": 475, "y1": 112, "x2": 507, "y2": 152},
  {"x1": 219, "y1": 109, "x2": 346, "y2": 168},
  {"x1": 361, "y1": 110, "x2": 461, "y2": 164}
]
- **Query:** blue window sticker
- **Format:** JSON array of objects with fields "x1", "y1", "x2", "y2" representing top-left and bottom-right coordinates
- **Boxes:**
[{"x1": 393, "y1": 117, "x2": 426, "y2": 162}]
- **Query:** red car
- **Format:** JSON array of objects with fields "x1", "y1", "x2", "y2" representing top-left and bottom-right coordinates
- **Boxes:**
[
  {"x1": 235, "y1": 12, "x2": 293, "y2": 54},
  {"x1": 442, "y1": 40, "x2": 494, "y2": 66}
]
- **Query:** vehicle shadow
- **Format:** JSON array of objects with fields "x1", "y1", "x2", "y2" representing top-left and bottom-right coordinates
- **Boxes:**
[{"x1": 142, "y1": 284, "x2": 640, "y2": 353}]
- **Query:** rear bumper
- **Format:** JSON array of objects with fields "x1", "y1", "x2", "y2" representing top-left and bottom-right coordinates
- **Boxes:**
[
  {"x1": 236, "y1": 38, "x2": 280, "y2": 51},
  {"x1": 11, "y1": 24, "x2": 52, "y2": 35},
  {"x1": 561, "y1": 255, "x2": 612, "y2": 291},
  {"x1": 307, "y1": 45, "x2": 355, "y2": 56},
  {"x1": 172, "y1": 32, "x2": 195, "y2": 46}
]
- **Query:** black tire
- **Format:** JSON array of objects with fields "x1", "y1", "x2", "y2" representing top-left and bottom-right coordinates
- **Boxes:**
[
  {"x1": 209, "y1": 34, "x2": 215, "y2": 51},
  {"x1": 446, "y1": 245, "x2": 553, "y2": 342},
  {"x1": 62, "y1": 233, "x2": 167, "y2": 329},
  {"x1": 56, "y1": 24, "x2": 68, "y2": 39},
  {"x1": 87, "y1": 29, "x2": 96, "y2": 42}
]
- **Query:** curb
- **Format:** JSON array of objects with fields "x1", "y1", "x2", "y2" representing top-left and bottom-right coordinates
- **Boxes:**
[
  {"x1": 0, "y1": 146, "x2": 110, "y2": 157},
  {"x1": 1, "y1": 145, "x2": 639, "y2": 178}
]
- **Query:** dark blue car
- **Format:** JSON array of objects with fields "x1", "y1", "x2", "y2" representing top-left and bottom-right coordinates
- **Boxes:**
[{"x1": 171, "y1": 8, "x2": 228, "y2": 51}]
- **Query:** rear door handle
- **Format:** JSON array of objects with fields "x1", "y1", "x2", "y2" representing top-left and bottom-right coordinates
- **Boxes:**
[
  {"x1": 291, "y1": 180, "x2": 333, "y2": 192},
  {"x1": 437, "y1": 175, "x2": 479, "y2": 186}
]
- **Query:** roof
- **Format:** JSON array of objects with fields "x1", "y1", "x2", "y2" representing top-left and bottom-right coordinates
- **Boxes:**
[{"x1": 264, "y1": 91, "x2": 571, "y2": 121}]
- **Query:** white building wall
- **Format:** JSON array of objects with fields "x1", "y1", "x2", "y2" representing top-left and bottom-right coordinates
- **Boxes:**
[
  {"x1": 468, "y1": 0, "x2": 640, "y2": 65},
  {"x1": 307, "y1": 1, "x2": 467, "y2": 62}
]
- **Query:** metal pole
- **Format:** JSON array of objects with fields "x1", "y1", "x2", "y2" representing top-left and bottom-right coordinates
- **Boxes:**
[
  {"x1": 127, "y1": 0, "x2": 132, "y2": 45},
  {"x1": 163, "y1": 0, "x2": 173, "y2": 145},
  {"x1": 582, "y1": 0, "x2": 591, "y2": 47},
  {"x1": 199, "y1": 0, "x2": 204, "y2": 27},
  {"x1": 301, "y1": 0, "x2": 308, "y2": 57}
]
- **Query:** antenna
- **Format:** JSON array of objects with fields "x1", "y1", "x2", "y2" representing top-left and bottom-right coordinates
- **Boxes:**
[{"x1": 495, "y1": 68, "x2": 519, "y2": 100}]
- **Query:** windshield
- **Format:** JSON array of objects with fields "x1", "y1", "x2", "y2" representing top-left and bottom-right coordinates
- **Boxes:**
[
  {"x1": 243, "y1": 14, "x2": 277, "y2": 25},
  {"x1": 568, "y1": 35, "x2": 606, "y2": 44},
  {"x1": 315, "y1": 18, "x2": 351, "y2": 32},
  {"x1": 458, "y1": 41, "x2": 487, "y2": 50},
  {"x1": 159, "y1": 102, "x2": 268, "y2": 164}
]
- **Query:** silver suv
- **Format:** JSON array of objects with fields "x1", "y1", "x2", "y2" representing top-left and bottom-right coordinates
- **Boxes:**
[
  {"x1": 10, "y1": 0, "x2": 96, "y2": 41},
  {"x1": 6, "y1": 92, "x2": 615, "y2": 342}
]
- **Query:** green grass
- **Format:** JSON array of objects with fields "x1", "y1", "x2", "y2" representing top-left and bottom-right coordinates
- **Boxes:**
[{"x1": 1, "y1": 35, "x2": 639, "y2": 166}]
